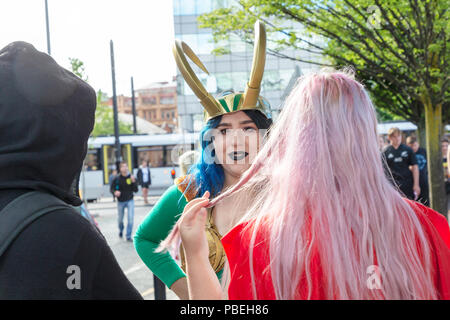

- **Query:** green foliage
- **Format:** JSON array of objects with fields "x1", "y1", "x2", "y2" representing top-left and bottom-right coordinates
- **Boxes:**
[
  {"x1": 198, "y1": 0, "x2": 449, "y2": 125},
  {"x1": 199, "y1": 0, "x2": 449, "y2": 212},
  {"x1": 69, "y1": 57, "x2": 88, "y2": 82},
  {"x1": 91, "y1": 90, "x2": 134, "y2": 137},
  {"x1": 67, "y1": 58, "x2": 134, "y2": 138}
]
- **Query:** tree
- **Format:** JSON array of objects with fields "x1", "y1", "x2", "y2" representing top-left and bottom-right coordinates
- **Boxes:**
[
  {"x1": 91, "y1": 90, "x2": 133, "y2": 137},
  {"x1": 199, "y1": 0, "x2": 449, "y2": 215},
  {"x1": 68, "y1": 58, "x2": 134, "y2": 137},
  {"x1": 69, "y1": 57, "x2": 88, "y2": 82}
]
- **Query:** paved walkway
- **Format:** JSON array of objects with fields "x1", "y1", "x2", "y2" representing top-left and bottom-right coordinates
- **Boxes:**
[{"x1": 85, "y1": 196, "x2": 179, "y2": 300}]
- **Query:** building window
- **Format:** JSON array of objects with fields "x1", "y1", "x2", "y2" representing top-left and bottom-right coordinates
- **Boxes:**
[
  {"x1": 178, "y1": 0, "x2": 196, "y2": 15},
  {"x1": 179, "y1": 34, "x2": 198, "y2": 52},
  {"x1": 230, "y1": 34, "x2": 246, "y2": 53},
  {"x1": 173, "y1": 0, "x2": 181, "y2": 15},
  {"x1": 85, "y1": 149, "x2": 101, "y2": 171},
  {"x1": 160, "y1": 96, "x2": 175, "y2": 105},
  {"x1": 137, "y1": 146, "x2": 164, "y2": 167},
  {"x1": 142, "y1": 97, "x2": 156, "y2": 105},
  {"x1": 197, "y1": 33, "x2": 214, "y2": 54},
  {"x1": 212, "y1": 0, "x2": 230, "y2": 10},
  {"x1": 197, "y1": 0, "x2": 212, "y2": 14},
  {"x1": 215, "y1": 72, "x2": 233, "y2": 93},
  {"x1": 262, "y1": 70, "x2": 282, "y2": 92},
  {"x1": 279, "y1": 69, "x2": 295, "y2": 92},
  {"x1": 232, "y1": 72, "x2": 248, "y2": 92}
]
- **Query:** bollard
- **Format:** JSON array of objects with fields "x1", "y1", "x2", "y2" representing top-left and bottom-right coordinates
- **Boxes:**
[{"x1": 153, "y1": 274, "x2": 166, "y2": 300}]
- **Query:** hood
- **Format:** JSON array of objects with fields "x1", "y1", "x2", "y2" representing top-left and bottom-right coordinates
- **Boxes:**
[{"x1": 0, "y1": 41, "x2": 96, "y2": 206}]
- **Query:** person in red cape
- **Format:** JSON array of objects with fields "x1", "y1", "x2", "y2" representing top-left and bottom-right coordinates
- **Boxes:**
[{"x1": 177, "y1": 69, "x2": 450, "y2": 300}]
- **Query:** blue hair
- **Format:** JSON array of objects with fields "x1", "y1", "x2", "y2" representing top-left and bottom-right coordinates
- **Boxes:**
[{"x1": 185, "y1": 116, "x2": 224, "y2": 198}]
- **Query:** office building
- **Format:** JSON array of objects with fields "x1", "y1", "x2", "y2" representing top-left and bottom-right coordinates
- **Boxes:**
[{"x1": 173, "y1": 0, "x2": 322, "y2": 132}]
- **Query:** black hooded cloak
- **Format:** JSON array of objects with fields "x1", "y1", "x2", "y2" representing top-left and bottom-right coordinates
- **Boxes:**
[{"x1": 0, "y1": 42, "x2": 142, "y2": 299}]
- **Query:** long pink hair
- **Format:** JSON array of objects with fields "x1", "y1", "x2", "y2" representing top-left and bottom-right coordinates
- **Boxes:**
[{"x1": 208, "y1": 68, "x2": 437, "y2": 299}]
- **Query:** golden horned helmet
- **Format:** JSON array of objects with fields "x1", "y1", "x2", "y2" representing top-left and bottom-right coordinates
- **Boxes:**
[{"x1": 173, "y1": 20, "x2": 271, "y2": 122}]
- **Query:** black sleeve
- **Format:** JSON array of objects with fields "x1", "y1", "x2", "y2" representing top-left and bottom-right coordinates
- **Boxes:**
[
  {"x1": 87, "y1": 232, "x2": 143, "y2": 299},
  {"x1": 408, "y1": 147, "x2": 418, "y2": 166},
  {"x1": 110, "y1": 176, "x2": 118, "y2": 194},
  {"x1": 0, "y1": 209, "x2": 142, "y2": 299},
  {"x1": 381, "y1": 149, "x2": 391, "y2": 177},
  {"x1": 137, "y1": 169, "x2": 143, "y2": 185},
  {"x1": 70, "y1": 211, "x2": 143, "y2": 299}
]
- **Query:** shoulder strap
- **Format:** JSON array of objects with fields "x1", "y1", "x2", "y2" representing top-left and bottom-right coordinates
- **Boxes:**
[{"x1": 0, "y1": 191, "x2": 72, "y2": 257}]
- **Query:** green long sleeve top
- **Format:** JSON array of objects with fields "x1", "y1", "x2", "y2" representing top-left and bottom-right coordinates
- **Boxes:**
[
  {"x1": 134, "y1": 184, "x2": 187, "y2": 288},
  {"x1": 134, "y1": 184, "x2": 225, "y2": 288}
]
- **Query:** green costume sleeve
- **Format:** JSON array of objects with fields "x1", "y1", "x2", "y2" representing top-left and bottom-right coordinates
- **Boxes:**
[{"x1": 134, "y1": 184, "x2": 188, "y2": 288}]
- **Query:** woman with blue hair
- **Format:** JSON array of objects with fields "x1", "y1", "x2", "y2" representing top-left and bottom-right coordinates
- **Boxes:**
[{"x1": 134, "y1": 21, "x2": 272, "y2": 299}]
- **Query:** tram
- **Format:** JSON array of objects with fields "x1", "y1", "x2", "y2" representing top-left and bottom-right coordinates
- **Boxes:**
[{"x1": 79, "y1": 133, "x2": 199, "y2": 201}]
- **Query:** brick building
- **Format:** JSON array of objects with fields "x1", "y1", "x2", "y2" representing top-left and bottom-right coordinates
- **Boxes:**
[{"x1": 110, "y1": 80, "x2": 178, "y2": 133}]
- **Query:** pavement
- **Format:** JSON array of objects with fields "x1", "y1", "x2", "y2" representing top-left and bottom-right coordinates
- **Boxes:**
[{"x1": 85, "y1": 195, "x2": 179, "y2": 300}]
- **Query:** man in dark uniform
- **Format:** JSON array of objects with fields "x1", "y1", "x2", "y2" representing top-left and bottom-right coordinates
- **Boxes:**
[
  {"x1": 406, "y1": 136, "x2": 429, "y2": 205},
  {"x1": 383, "y1": 127, "x2": 420, "y2": 200},
  {"x1": 0, "y1": 42, "x2": 142, "y2": 299}
]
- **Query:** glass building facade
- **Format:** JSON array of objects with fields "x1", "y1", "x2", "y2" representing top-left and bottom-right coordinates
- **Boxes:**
[{"x1": 173, "y1": 0, "x2": 322, "y2": 132}]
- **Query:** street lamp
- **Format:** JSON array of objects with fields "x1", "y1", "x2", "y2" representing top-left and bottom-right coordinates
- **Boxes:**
[
  {"x1": 44, "y1": 0, "x2": 51, "y2": 55},
  {"x1": 131, "y1": 77, "x2": 137, "y2": 134},
  {"x1": 110, "y1": 40, "x2": 121, "y2": 171}
]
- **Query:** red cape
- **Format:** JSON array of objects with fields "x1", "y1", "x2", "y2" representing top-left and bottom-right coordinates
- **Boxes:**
[{"x1": 221, "y1": 200, "x2": 450, "y2": 300}]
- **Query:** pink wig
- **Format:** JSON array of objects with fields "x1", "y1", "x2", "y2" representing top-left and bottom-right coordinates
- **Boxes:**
[{"x1": 209, "y1": 68, "x2": 437, "y2": 299}]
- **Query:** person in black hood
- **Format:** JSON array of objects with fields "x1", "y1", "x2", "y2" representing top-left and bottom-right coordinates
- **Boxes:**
[{"x1": 0, "y1": 41, "x2": 142, "y2": 299}]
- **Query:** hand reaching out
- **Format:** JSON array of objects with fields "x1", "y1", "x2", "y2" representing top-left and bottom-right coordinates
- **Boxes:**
[
  {"x1": 179, "y1": 191, "x2": 210, "y2": 259},
  {"x1": 178, "y1": 191, "x2": 224, "y2": 300}
]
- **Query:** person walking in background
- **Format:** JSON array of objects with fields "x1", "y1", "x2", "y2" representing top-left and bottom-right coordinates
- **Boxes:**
[
  {"x1": 378, "y1": 135, "x2": 388, "y2": 151},
  {"x1": 111, "y1": 162, "x2": 138, "y2": 241},
  {"x1": 137, "y1": 160, "x2": 151, "y2": 205},
  {"x1": 406, "y1": 136, "x2": 429, "y2": 206},
  {"x1": 443, "y1": 138, "x2": 450, "y2": 213},
  {"x1": 442, "y1": 138, "x2": 449, "y2": 194},
  {"x1": 383, "y1": 127, "x2": 420, "y2": 200}
]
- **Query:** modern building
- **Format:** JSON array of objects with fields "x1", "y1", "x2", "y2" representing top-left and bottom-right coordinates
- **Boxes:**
[{"x1": 173, "y1": 0, "x2": 323, "y2": 132}]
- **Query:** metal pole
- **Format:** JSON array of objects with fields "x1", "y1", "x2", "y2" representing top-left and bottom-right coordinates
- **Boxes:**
[
  {"x1": 44, "y1": 0, "x2": 51, "y2": 55},
  {"x1": 153, "y1": 275, "x2": 166, "y2": 300},
  {"x1": 131, "y1": 77, "x2": 137, "y2": 134},
  {"x1": 110, "y1": 40, "x2": 121, "y2": 171}
]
